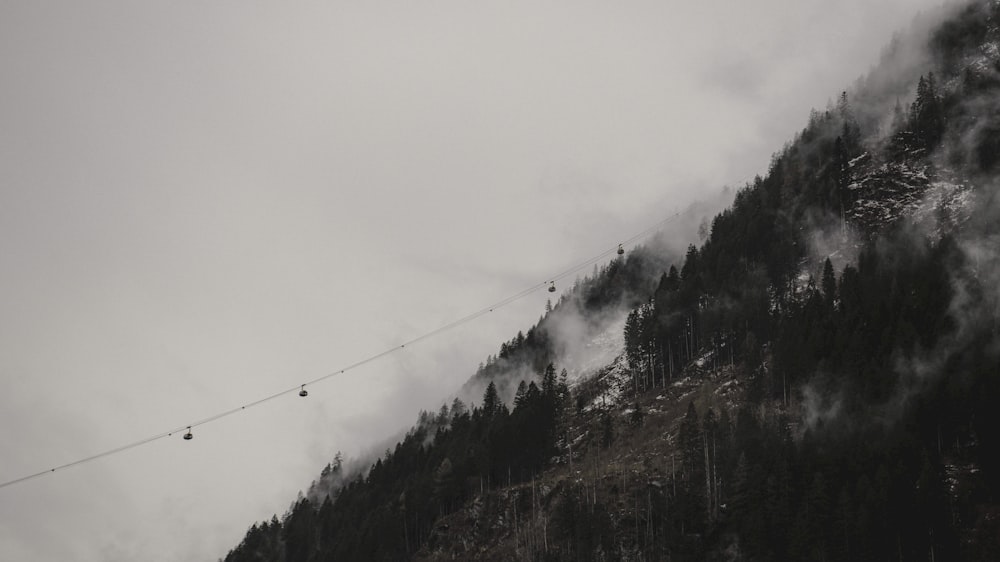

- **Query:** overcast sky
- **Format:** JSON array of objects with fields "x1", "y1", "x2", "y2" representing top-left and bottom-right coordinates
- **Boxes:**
[{"x1": 0, "y1": 1, "x2": 945, "y2": 560}]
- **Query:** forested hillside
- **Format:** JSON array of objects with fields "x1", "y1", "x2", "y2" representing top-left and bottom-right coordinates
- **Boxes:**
[{"x1": 224, "y1": 1, "x2": 1000, "y2": 560}]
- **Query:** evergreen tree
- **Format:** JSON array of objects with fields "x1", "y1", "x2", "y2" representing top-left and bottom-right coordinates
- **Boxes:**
[
  {"x1": 909, "y1": 73, "x2": 945, "y2": 149},
  {"x1": 541, "y1": 363, "x2": 558, "y2": 398},
  {"x1": 514, "y1": 380, "x2": 528, "y2": 408},
  {"x1": 821, "y1": 258, "x2": 837, "y2": 307},
  {"x1": 680, "y1": 402, "x2": 702, "y2": 483},
  {"x1": 450, "y1": 398, "x2": 467, "y2": 419},
  {"x1": 680, "y1": 245, "x2": 700, "y2": 282},
  {"x1": 225, "y1": 10, "x2": 1000, "y2": 558},
  {"x1": 558, "y1": 368, "x2": 570, "y2": 405},
  {"x1": 482, "y1": 381, "x2": 502, "y2": 417}
]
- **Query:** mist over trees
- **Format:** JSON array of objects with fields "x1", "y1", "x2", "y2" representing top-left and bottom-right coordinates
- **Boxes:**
[
  {"x1": 224, "y1": 2, "x2": 1000, "y2": 560},
  {"x1": 225, "y1": 364, "x2": 571, "y2": 561}
]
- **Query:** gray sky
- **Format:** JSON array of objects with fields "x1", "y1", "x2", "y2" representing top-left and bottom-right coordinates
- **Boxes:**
[{"x1": 0, "y1": 1, "x2": 943, "y2": 560}]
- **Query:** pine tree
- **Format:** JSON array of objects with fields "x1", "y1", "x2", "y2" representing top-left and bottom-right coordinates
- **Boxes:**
[
  {"x1": 680, "y1": 402, "x2": 702, "y2": 482},
  {"x1": 665, "y1": 265, "x2": 680, "y2": 291},
  {"x1": 822, "y1": 258, "x2": 837, "y2": 307},
  {"x1": 909, "y1": 73, "x2": 945, "y2": 149},
  {"x1": 542, "y1": 363, "x2": 558, "y2": 398},
  {"x1": 731, "y1": 451, "x2": 750, "y2": 516},
  {"x1": 433, "y1": 457, "x2": 456, "y2": 512},
  {"x1": 514, "y1": 380, "x2": 528, "y2": 409},
  {"x1": 836, "y1": 91, "x2": 850, "y2": 117},
  {"x1": 482, "y1": 381, "x2": 502, "y2": 417},
  {"x1": 624, "y1": 308, "x2": 645, "y2": 382},
  {"x1": 702, "y1": 408, "x2": 718, "y2": 521},
  {"x1": 558, "y1": 368, "x2": 570, "y2": 405},
  {"x1": 681, "y1": 245, "x2": 700, "y2": 282},
  {"x1": 450, "y1": 398, "x2": 467, "y2": 419}
]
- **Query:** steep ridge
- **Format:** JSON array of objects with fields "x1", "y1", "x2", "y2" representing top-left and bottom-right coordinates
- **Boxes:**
[{"x1": 223, "y1": 2, "x2": 1000, "y2": 560}]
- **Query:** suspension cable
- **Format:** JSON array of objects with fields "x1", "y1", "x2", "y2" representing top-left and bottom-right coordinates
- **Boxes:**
[{"x1": 0, "y1": 210, "x2": 687, "y2": 490}]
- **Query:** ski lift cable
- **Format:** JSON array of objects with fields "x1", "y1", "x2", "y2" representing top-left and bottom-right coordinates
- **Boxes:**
[{"x1": 0, "y1": 210, "x2": 685, "y2": 491}]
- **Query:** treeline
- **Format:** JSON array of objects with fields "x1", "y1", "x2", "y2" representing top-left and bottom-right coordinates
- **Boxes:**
[
  {"x1": 475, "y1": 243, "x2": 672, "y2": 386},
  {"x1": 223, "y1": 366, "x2": 570, "y2": 562},
  {"x1": 622, "y1": 93, "x2": 865, "y2": 392},
  {"x1": 222, "y1": 3, "x2": 1000, "y2": 559},
  {"x1": 614, "y1": 8, "x2": 1000, "y2": 555},
  {"x1": 609, "y1": 220, "x2": 999, "y2": 560},
  {"x1": 728, "y1": 229, "x2": 997, "y2": 560},
  {"x1": 622, "y1": 0, "x2": 1000, "y2": 401}
]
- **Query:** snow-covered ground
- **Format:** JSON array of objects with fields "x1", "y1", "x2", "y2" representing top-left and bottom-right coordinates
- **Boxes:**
[{"x1": 848, "y1": 154, "x2": 976, "y2": 237}]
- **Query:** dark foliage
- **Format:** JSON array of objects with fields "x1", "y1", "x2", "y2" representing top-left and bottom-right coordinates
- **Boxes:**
[
  {"x1": 224, "y1": 365, "x2": 569, "y2": 562},
  {"x1": 224, "y1": 3, "x2": 1000, "y2": 560}
]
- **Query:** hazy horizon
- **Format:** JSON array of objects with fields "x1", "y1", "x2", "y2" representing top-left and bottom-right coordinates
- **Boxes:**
[{"x1": 0, "y1": 1, "x2": 949, "y2": 559}]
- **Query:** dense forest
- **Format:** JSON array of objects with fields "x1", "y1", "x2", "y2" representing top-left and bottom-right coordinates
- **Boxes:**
[{"x1": 224, "y1": 1, "x2": 1000, "y2": 560}]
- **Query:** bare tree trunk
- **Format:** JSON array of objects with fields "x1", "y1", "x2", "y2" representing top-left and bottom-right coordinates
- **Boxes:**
[
  {"x1": 713, "y1": 434, "x2": 720, "y2": 520},
  {"x1": 402, "y1": 510, "x2": 409, "y2": 555},
  {"x1": 567, "y1": 435, "x2": 572, "y2": 473},
  {"x1": 668, "y1": 339, "x2": 674, "y2": 381},
  {"x1": 671, "y1": 453, "x2": 676, "y2": 497},
  {"x1": 532, "y1": 476, "x2": 537, "y2": 522},
  {"x1": 687, "y1": 317, "x2": 692, "y2": 360},
  {"x1": 730, "y1": 331, "x2": 735, "y2": 368},
  {"x1": 543, "y1": 517, "x2": 548, "y2": 554},
  {"x1": 660, "y1": 343, "x2": 667, "y2": 388},
  {"x1": 514, "y1": 503, "x2": 519, "y2": 550},
  {"x1": 648, "y1": 488, "x2": 654, "y2": 545},
  {"x1": 635, "y1": 493, "x2": 640, "y2": 549},
  {"x1": 704, "y1": 434, "x2": 712, "y2": 522},
  {"x1": 929, "y1": 527, "x2": 936, "y2": 562},
  {"x1": 647, "y1": 344, "x2": 655, "y2": 391}
]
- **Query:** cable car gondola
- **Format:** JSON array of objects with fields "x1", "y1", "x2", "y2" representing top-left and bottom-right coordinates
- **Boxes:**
[
  {"x1": 183, "y1": 427, "x2": 193, "y2": 440},
  {"x1": 617, "y1": 244, "x2": 625, "y2": 256},
  {"x1": 548, "y1": 282, "x2": 556, "y2": 293},
  {"x1": 299, "y1": 385, "x2": 308, "y2": 397}
]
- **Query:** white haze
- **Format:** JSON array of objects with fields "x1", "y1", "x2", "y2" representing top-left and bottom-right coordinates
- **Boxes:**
[
  {"x1": 456, "y1": 191, "x2": 736, "y2": 412},
  {"x1": 795, "y1": 0, "x2": 1000, "y2": 433},
  {"x1": 0, "y1": 1, "x2": 950, "y2": 560}
]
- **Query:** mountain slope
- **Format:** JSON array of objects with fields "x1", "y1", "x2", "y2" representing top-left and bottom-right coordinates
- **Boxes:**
[{"x1": 223, "y1": 2, "x2": 1000, "y2": 560}]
